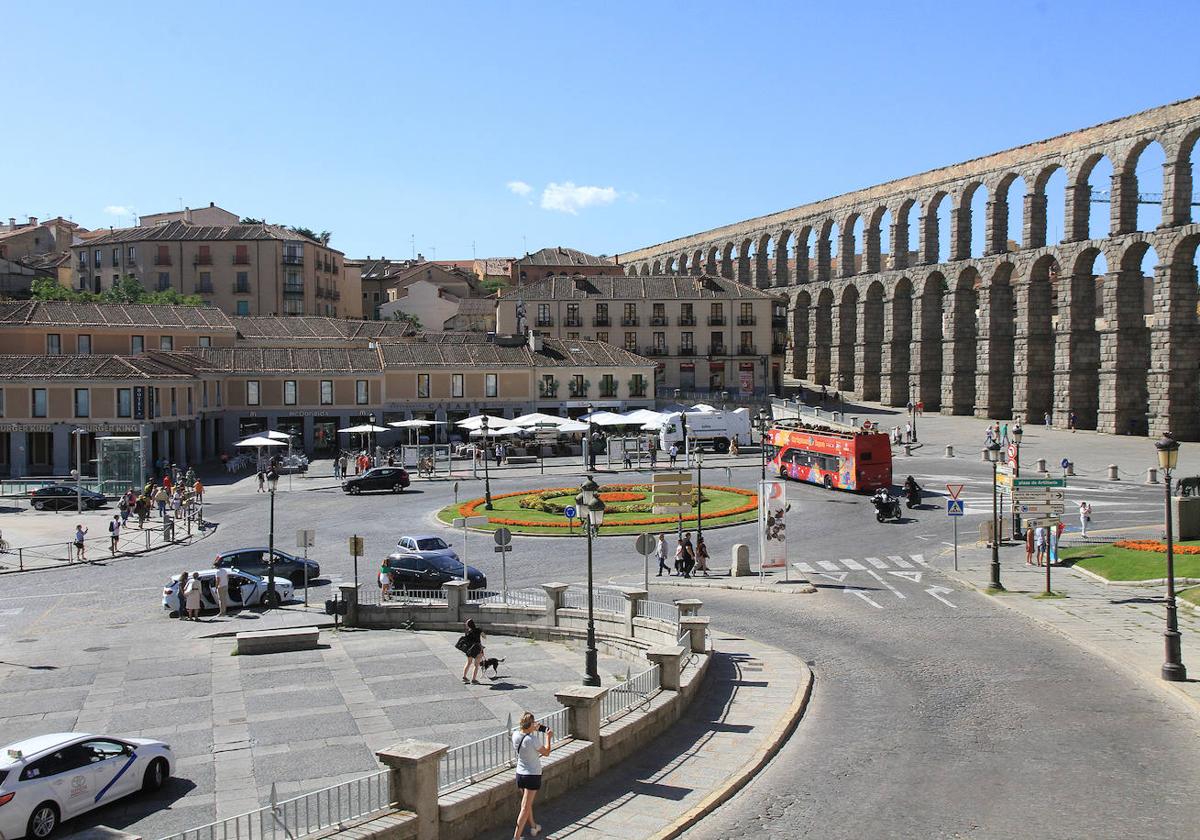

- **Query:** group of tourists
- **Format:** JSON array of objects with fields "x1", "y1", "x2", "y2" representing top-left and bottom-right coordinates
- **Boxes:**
[{"x1": 653, "y1": 531, "x2": 710, "y2": 578}]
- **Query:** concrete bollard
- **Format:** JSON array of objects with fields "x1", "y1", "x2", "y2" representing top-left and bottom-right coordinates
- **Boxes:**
[
  {"x1": 377, "y1": 741, "x2": 448, "y2": 840},
  {"x1": 1147, "y1": 467, "x2": 1159, "y2": 484},
  {"x1": 731, "y1": 543, "x2": 751, "y2": 576},
  {"x1": 981, "y1": 448, "x2": 989, "y2": 462},
  {"x1": 1036, "y1": 457, "x2": 1048, "y2": 473},
  {"x1": 1065, "y1": 461, "x2": 1076, "y2": 476},
  {"x1": 904, "y1": 444, "x2": 913, "y2": 457},
  {"x1": 1108, "y1": 464, "x2": 1119, "y2": 481},
  {"x1": 944, "y1": 445, "x2": 954, "y2": 458}
]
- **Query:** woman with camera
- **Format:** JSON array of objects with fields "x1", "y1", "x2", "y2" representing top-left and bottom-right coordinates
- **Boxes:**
[{"x1": 511, "y1": 711, "x2": 552, "y2": 839}]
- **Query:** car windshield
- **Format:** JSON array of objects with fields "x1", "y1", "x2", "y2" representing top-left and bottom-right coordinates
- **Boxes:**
[
  {"x1": 426, "y1": 555, "x2": 464, "y2": 573},
  {"x1": 416, "y1": 538, "x2": 448, "y2": 551}
]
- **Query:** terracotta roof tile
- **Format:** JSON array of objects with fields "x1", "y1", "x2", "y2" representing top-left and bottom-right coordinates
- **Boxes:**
[{"x1": 498, "y1": 273, "x2": 783, "y2": 301}]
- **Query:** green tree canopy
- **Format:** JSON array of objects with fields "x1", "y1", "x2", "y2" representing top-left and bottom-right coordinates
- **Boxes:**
[{"x1": 31, "y1": 275, "x2": 202, "y2": 307}]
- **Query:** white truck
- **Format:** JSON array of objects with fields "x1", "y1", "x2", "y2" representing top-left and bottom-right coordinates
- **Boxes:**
[{"x1": 658, "y1": 408, "x2": 752, "y2": 453}]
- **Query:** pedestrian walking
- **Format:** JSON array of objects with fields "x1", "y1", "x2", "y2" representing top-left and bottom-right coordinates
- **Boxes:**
[
  {"x1": 730, "y1": 438, "x2": 739, "y2": 457},
  {"x1": 73, "y1": 524, "x2": 88, "y2": 562},
  {"x1": 155, "y1": 485, "x2": 169, "y2": 518},
  {"x1": 193, "y1": 479, "x2": 204, "y2": 504},
  {"x1": 904, "y1": 422, "x2": 912, "y2": 443},
  {"x1": 108, "y1": 515, "x2": 121, "y2": 554},
  {"x1": 494, "y1": 443, "x2": 503, "y2": 466},
  {"x1": 1001, "y1": 423, "x2": 1009, "y2": 447},
  {"x1": 649, "y1": 446, "x2": 658, "y2": 470},
  {"x1": 213, "y1": 560, "x2": 230, "y2": 616},
  {"x1": 623, "y1": 449, "x2": 633, "y2": 470},
  {"x1": 511, "y1": 711, "x2": 552, "y2": 840},
  {"x1": 459, "y1": 618, "x2": 485, "y2": 684},
  {"x1": 1025, "y1": 526, "x2": 1035, "y2": 566},
  {"x1": 256, "y1": 469, "x2": 266, "y2": 493},
  {"x1": 162, "y1": 473, "x2": 172, "y2": 494},
  {"x1": 695, "y1": 534, "x2": 710, "y2": 576},
  {"x1": 379, "y1": 563, "x2": 393, "y2": 601},
  {"x1": 1068, "y1": 411, "x2": 1077, "y2": 432},
  {"x1": 184, "y1": 571, "x2": 202, "y2": 620},
  {"x1": 118, "y1": 493, "x2": 130, "y2": 527},
  {"x1": 176, "y1": 570, "x2": 188, "y2": 619},
  {"x1": 170, "y1": 490, "x2": 183, "y2": 520},
  {"x1": 135, "y1": 494, "x2": 148, "y2": 528},
  {"x1": 332, "y1": 456, "x2": 342, "y2": 479},
  {"x1": 1079, "y1": 500, "x2": 1091, "y2": 537},
  {"x1": 669, "y1": 443, "x2": 678, "y2": 468},
  {"x1": 655, "y1": 533, "x2": 670, "y2": 576},
  {"x1": 1034, "y1": 526, "x2": 1047, "y2": 567},
  {"x1": 1044, "y1": 411, "x2": 1052, "y2": 426},
  {"x1": 677, "y1": 532, "x2": 695, "y2": 578}
]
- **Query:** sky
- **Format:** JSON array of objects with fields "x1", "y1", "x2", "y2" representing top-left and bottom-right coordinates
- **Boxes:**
[{"x1": 3, "y1": 0, "x2": 1199, "y2": 262}]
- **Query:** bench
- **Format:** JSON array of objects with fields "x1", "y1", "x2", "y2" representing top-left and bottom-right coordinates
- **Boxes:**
[
  {"x1": 236, "y1": 627, "x2": 319, "y2": 655},
  {"x1": 504, "y1": 455, "x2": 538, "y2": 465}
]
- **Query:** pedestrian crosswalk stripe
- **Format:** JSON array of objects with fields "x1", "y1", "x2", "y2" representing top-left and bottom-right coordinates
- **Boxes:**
[
  {"x1": 888, "y1": 555, "x2": 914, "y2": 568},
  {"x1": 796, "y1": 562, "x2": 818, "y2": 574},
  {"x1": 841, "y1": 559, "x2": 866, "y2": 570},
  {"x1": 910, "y1": 554, "x2": 927, "y2": 566},
  {"x1": 864, "y1": 557, "x2": 888, "y2": 569},
  {"x1": 817, "y1": 560, "x2": 841, "y2": 571}
]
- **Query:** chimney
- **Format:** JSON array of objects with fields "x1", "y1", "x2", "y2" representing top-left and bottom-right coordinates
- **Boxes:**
[
  {"x1": 183, "y1": 207, "x2": 192, "y2": 224},
  {"x1": 6, "y1": 218, "x2": 13, "y2": 230},
  {"x1": 27, "y1": 216, "x2": 37, "y2": 226},
  {"x1": 528, "y1": 329, "x2": 543, "y2": 353},
  {"x1": 209, "y1": 201, "x2": 215, "y2": 207}
]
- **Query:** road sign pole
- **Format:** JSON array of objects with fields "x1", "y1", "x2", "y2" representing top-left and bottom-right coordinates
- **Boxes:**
[{"x1": 953, "y1": 516, "x2": 958, "y2": 571}]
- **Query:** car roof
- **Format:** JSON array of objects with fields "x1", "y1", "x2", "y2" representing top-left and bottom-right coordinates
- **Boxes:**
[
  {"x1": 403, "y1": 535, "x2": 444, "y2": 542},
  {"x1": 219, "y1": 547, "x2": 293, "y2": 557},
  {"x1": 0, "y1": 733, "x2": 90, "y2": 768}
]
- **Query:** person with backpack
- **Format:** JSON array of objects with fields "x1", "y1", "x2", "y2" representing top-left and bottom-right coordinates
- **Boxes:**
[
  {"x1": 459, "y1": 619, "x2": 485, "y2": 685},
  {"x1": 108, "y1": 515, "x2": 121, "y2": 555}
]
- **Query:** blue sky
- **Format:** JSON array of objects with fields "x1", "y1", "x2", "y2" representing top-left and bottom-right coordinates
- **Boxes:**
[{"x1": 3, "y1": 0, "x2": 1198, "y2": 261}]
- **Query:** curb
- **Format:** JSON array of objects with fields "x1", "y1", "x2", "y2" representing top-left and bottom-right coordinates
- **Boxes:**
[
  {"x1": 651, "y1": 576, "x2": 818, "y2": 595},
  {"x1": 938, "y1": 559, "x2": 1200, "y2": 721},
  {"x1": 651, "y1": 656, "x2": 815, "y2": 840},
  {"x1": 1067, "y1": 564, "x2": 1200, "y2": 588}
]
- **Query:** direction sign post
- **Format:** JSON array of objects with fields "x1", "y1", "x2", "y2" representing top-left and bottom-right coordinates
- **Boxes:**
[
  {"x1": 452, "y1": 515, "x2": 488, "y2": 583},
  {"x1": 946, "y1": 499, "x2": 963, "y2": 570},
  {"x1": 297, "y1": 529, "x2": 316, "y2": 605},
  {"x1": 493, "y1": 528, "x2": 513, "y2": 602},
  {"x1": 653, "y1": 472, "x2": 694, "y2": 540},
  {"x1": 563, "y1": 504, "x2": 577, "y2": 534},
  {"x1": 634, "y1": 532, "x2": 656, "y2": 591}
]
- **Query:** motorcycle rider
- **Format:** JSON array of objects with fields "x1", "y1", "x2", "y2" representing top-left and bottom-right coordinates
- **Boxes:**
[
  {"x1": 872, "y1": 486, "x2": 899, "y2": 520},
  {"x1": 903, "y1": 475, "x2": 921, "y2": 507}
]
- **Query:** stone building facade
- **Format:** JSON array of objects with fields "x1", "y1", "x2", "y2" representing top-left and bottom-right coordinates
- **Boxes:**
[{"x1": 619, "y1": 96, "x2": 1200, "y2": 440}]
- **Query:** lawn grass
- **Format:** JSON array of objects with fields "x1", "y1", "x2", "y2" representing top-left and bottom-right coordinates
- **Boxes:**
[
  {"x1": 436, "y1": 486, "x2": 758, "y2": 536},
  {"x1": 1059, "y1": 540, "x2": 1200, "y2": 581},
  {"x1": 1179, "y1": 586, "x2": 1200, "y2": 608}
]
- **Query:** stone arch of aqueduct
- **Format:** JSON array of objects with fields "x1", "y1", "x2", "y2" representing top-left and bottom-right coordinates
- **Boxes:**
[{"x1": 618, "y1": 97, "x2": 1200, "y2": 441}]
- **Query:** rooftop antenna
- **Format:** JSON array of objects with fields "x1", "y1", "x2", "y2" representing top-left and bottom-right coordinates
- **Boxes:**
[
  {"x1": 472, "y1": 240, "x2": 476, "y2": 260},
  {"x1": 431, "y1": 246, "x2": 437, "y2": 261},
  {"x1": 523, "y1": 235, "x2": 527, "y2": 254},
  {"x1": 178, "y1": 197, "x2": 183, "y2": 210},
  {"x1": 411, "y1": 234, "x2": 415, "y2": 260}
]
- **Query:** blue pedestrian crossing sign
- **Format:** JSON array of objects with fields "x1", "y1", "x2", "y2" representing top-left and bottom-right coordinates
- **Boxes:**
[{"x1": 946, "y1": 499, "x2": 965, "y2": 516}]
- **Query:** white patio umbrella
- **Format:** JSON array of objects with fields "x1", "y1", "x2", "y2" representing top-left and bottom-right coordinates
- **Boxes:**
[
  {"x1": 554, "y1": 420, "x2": 590, "y2": 434},
  {"x1": 456, "y1": 414, "x2": 509, "y2": 430},
  {"x1": 338, "y1": 423, "x2": 390, "y2": 453},
  {"x1": 580, "y1": 410, "x2": 631, "y2": 426},
  {"x1": 235, "y1": 436, "x2": 288, "y2": 448},
  {"x1": 388, "y1": 418, "x2": 446, "y2": 446},
  {"x1": 509, "y1": 412, "x2": 574, "y2": 427},
  {"x1": 622, "y1": 409, "x2": 666, "y2": 426},
  {"x1": 469, "y1": 424, "x2": 525, "y2": 437}
]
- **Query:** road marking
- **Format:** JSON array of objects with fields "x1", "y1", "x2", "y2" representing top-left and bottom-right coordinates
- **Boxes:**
[
  {"x1": 0, "y1": 591, "x2": 98, "y2": 602},
  {"x1": 0, "y1": 607, "x2": 24, "y2": 617},
  {"x1": 867, "y1": 570, "x2": 905, "y2": 599},
  {"x1": 864, "y1": 556, "x2": 888, "y2": 569},
  {"x1": 795, "y1": 562, "x2": 818, "y2": 575},
  {"x1": 845, "y1": 587, "x2": 883, "y2": 609},
  {"x1": 910, "y1": 554, "x2": 928, "y2": 566},
  {"x1": 925, "y1": 585, "x2": 958, "y2": 608},
  {"x1": 816, "y1": 560, "x2": 841, "y2": 571},
  {"x1": 914, "y1": 534, "x2": 939, "y2": 541},
  {"x1": 815, "y1": 571, "x2": 849, "y2": 583},
  {"x1": 888, "y1": 556, "x2": 914, "y2": 568},
  {"x1": 840, "y1": 558, "x2": 867, "y2": 570},
  {"x1": 889, "y1": 571, "x2": 923, "y2": 583}
]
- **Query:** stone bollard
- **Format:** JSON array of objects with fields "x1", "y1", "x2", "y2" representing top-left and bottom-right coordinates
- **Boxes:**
[
  {"x1": 850, "y1": 416, "x2": 858, "y2": 427},
  {"x1": 620, "y1": 588, "x2": 648, "y2": 638},
  {"x1": 1108, "y1": 464, "x2": 1119, "y2": 481},
  {"x1": 377, "y1": 740, "x2": 448, "y2": 840},
  {"x1": 1147, "y1": 467, "x2": 1159, "y2": 484},
  {"x1": 731, "y1": 543, "x2": 751, "y2": 576},
  {"x1": 1036, "y1": 457, "x2": 1048, "y2": 473},
  {"x1": 679, "y1": 616, "x2": 709, "y2": 653},
  {"x1": 1065, "y1": 461, "x2": 1076, "y2": 476},
  {"x1": 944, "y1": 445, "x2": 954, "y2": 458},
  {"x1": 443, "y1": 579, "x2": 469, "y2": 623},
  {"x1": 542, "y1": 582, "x2": 569, "y2": 627},
  {"x1": 904, "y1": 444, "x2": 913, "y2": 456},
  {"x1": 644, "y1": 645, "x2": 686, "y2": 691},
  {"x1": 675, "y1": 598, "x2": 702, "y2": 620},
  {"x1": 338, "y1": 583, "x2": 359, "y2": 627},
  {"x1": 981, "y1": 448, "x2": 989, "y2": 462}
]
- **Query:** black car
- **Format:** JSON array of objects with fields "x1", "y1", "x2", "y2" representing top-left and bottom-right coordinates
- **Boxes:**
[
  {"x1": 341, "y1": 467, "x2": 411, "y2": 495},
  {"x1": 214, "y1": 547, "x2": 321, "y2": 587},
  {"x1": 384, "y1": 552, "x2": 487, "y2": 590},
  {"x1": 29, "y1": 484, "x2": 108, "y2": 511}
]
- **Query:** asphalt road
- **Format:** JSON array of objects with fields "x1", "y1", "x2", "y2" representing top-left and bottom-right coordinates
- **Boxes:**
[{"x1": 2, "y1": 451, "x2": 1197, "y2": 840}]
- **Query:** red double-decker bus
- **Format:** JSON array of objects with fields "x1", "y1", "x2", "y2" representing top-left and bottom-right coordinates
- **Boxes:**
[{"x1": 767, "y1": 422, "x2": 892, "y2": 492}]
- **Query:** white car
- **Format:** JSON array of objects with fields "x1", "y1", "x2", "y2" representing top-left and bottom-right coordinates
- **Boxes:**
[
  {"x1": 0, "y1": 732, "x2": 173, "y2": 839},
  {"x1": 162, "y1": 568, "x2": 294, "y2": 615}
]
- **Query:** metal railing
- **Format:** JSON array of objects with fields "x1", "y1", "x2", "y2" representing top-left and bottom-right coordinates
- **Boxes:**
[
  {"x1": 0, "y1": 508, "x2": 204, "y2": 572},
  {"x1": 160, "y1": 771, "x2": 391, "y2": 840},
  {"x1": 678, "y1": 629, "x2": 699, "y2": 673},
  {"x1": 468, "y1": 587, "x2": 545, "y2": 608},
  {"x1": 561, "y1": 587, "x2": 625, "y2": 615},
  {"x1": 359, "y1": 585, "x2": 448, "y2": 606},
  {"x1": 600, "y1": 664, "x2": 660, "y2": 724},
  {"x1": 635, "y1": 598, "x2": 679, "y2": 626},
  {"x1": 438, "y1": 707, "x2": 568, "y2": 792}
]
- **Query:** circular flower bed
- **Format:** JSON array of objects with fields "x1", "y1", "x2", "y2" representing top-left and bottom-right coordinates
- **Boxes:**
[
  {"x1": 1114, "y1": 539, "x2": 1200, "y2": 555},
  {"x1": 439, "y1": 483, "x2": 758, "y2": 535}
]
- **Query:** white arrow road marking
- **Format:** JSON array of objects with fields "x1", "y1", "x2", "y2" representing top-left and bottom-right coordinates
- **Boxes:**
[
  {"x1": 845, "y1": 587, "x2": 884, "y2": 609},
  {"x1": 795, "y1": 562, "x2": 818, "y2": 575},
  {"x1": 888, "y1": 555, "x2": 914, "y2": 568},
  {"x1": 914, "y1": 534, "x2": 939, "y2": 541},
  {"x1": 864, "y1": 556, "x2": 889, "y2": 569},
  {"x1": 0, "y1": 607, "x2": 23, "y2": 617},
  {"x1": 888, "y1": 571, "x2": 923, "y2": 583},
  {"x1": 867, "y1": 570, "x2": 905, "y2": 599},
  {"x1": 910, "y1": 554, "x2": 928, "y2": 566},
  {"x1": 816, "y1": 571, "x2": 850, "y2": 583},
  {"x1": 841, "y1": 558, "x2": 867, "y2": 570},
  {"x1": 816, "y1": 560, "x2": 842, "y2": 571},
  {"x1": 925, "y1": 585, "x2": 958, "y2": 608}
]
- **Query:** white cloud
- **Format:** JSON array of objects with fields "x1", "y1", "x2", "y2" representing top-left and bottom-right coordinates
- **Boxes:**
[
  {"x1": 540, "y1": 182, "x2": 618, "y2": 215},
  {"x1": 506, "y1": 180, "x2": 533, "y2": 197},
  {"x1": 103, "y1": 205, "x2": 132, "y2": 216}
]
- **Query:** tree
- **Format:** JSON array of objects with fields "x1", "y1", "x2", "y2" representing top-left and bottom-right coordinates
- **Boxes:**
[
  {"x1": 31, "y1": 276, "x2": 87, "y2": 301},
  {"x1": 240, "y1": 217, "x2": 264, "y2": 225},
  {"x1": 390, "y1": 310, "x2": 421, "y2": 330},
  {"x1": 100, "y1": 275, "x2": 147, "y2": 304}
]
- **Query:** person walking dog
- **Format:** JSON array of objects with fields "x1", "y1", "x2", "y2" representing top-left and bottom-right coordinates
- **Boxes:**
[{"x1": 511, "y1": 711, "x2": 552, "y2": 839}]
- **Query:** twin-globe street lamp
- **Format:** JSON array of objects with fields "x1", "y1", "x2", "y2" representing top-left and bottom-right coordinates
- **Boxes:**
[
  {"x1": 1155, "y1": 433, "x2": 1187, "y2": 682},
  {"x1": 983, "y1": 439, "x2": 1005, "y2": 592},
  {"x1": 1011, "y1": 422, "x2": 1024, "y2": 537},
  {"x1": 576, "y1": 475, "x2": 606, "y2": 687},
  {"x1": 480, "y1": 415, "x2": 493, "y2": 510}
]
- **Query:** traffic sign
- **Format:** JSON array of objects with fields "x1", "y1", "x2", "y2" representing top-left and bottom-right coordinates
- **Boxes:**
[
  {"x1": 563, "y1": 505, "x2": 577, "y2": 519},
  {"x1": 945, "y1": 484, "x2": 964, "y2": 500},
  {"x1": 452, "y1": 515, "x2": 488, "y2": 528},
  {"x1": 652, "y1": 504, "x2": 691, "y2": 515},
  {"x1": 996, "y1": 472, "x2": 1012, "y2": 488},
  {"x1": 348, "y1": 536, "x2": 364, "y2": 555},
  {"x1": 493, "y1": 527, "x2": 512, "y2": 546},
  {"x1": 1023, "y1": 516, "x2": 1062, "y2": 528},
  {"x1": 494, "y1": 545, "x2": 512, "y2": 553},
  {"x1": 297, "y1": 529, "x2": 315, "y2": 548},
  {"x1": 1017, "y1": 503, "x2": 1065, "y2": 514},
  {"x1": 1007, "y1": 444, "x2": 1017, "y2": 464},
  {"x1": 634, "y1": 533, "x2": 656, "y2": 555},
  {"x1": 1014, "y1": 489, "x2": 1065, "y2": 502},
  {"x1": 946, "y1": 499, "x2": 965, "y2": 516},
  {"x1": 1013, "y1": 477, "x2": 1067, "y2": 488}
]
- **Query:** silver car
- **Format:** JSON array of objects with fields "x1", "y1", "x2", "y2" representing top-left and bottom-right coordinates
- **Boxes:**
[
  {"x1": 394, "y1": 535, "x2": 459, "y2": 564},
  {"x1": 161, "y1": 568, "x2": 294, "y2": 615}
]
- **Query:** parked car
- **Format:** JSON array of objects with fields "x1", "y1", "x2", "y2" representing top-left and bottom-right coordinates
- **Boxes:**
[
  {"x1": 28, "y1": 486, "x2": 107, "y2": 512},
  {"x1": 383, "y1": 552, "x2": 487, "y2": 590},
  {"x1": 341, "y1": 467, "x2": 411, "y2": 495},
  {"x1": 0, "y1": 731, "x2": 173, "y2": 840},
  {"x1": 213, "y1": 548, "x2": 320, "y2": 587},
  {"x1": 394, "y1": 535, "x2": 459, "y2": 565},
  {"x1": 161, "y1": 568, "x2": 294, "y2": 614}
]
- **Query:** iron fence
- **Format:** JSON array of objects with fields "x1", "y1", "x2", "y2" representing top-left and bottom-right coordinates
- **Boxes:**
[
  {"x1": 160, "y1": 771, "x2": 391, "y2": 840},
  {"x1": 468, "y1": 587, "x2": 545, "y2": 608},
  {"x1": 438, "y1": 707, "x2": 568, "y2": 792},
  {"x1": 635, "y1": 598, "x2": 680, "y2": 626},
  {"x1": 562, "y1": 587, "x2": 626, "y2": 615},
  {"x1": 358, "y1": 585, "x2": 447, "y2": 606},
  {"x1": 600, "y1": 664, "x2": 660, "y2": 724}
]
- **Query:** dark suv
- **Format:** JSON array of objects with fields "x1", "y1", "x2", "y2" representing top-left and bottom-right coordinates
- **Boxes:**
[
  {"x1": 341, "y1": 467, "x2": 411, "y2": 495},
  {"x1": 214, "y1": 547, "x2": 321, "y2": 587},
  {"x1": 384, "y1": 552, "x2": 487, "y2": 590}
]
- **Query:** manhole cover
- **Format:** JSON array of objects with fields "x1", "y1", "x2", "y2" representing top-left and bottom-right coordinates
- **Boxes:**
[{"x1": 83, "y1": 646, "x2": 108, "y2": 653}]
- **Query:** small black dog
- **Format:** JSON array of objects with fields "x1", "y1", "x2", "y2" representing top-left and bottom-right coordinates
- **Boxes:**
[{"x1": 480, "y1": 657, "x2": 505, "y2": 677}]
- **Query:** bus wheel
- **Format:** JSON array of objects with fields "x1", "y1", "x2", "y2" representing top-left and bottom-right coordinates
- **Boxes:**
[
  {"x1": 779, "y1": 467, "x2": 789, "y2": 481},
  {"x1": 823, "y1": 476, "x2": 833, "y2": 490},
  {"x1": 713, "y1": 438, "x2": 730, "y2": 454}
]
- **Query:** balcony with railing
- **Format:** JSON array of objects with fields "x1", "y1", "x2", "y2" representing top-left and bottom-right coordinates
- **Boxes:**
[
  {"x1": 232, "y1": 281, "x2": 251, "y2": 294},
  {"x1": 707, "y1": 314, "x2": 726, "y2": 326},
  {"x1": 708, "y1": 343, "x2": 726, "y2": 356},
  {"x1": 737, "y1": 343, "x2": 757, "y2": 355},
  {"x1": 156, "y1": 277, "x2": 172, "y2": 292},
  {"x1": 678, "y1": 315, "x2": 696, "y2": 326},
  {"x1": 154, "y1": 255, "x2": 172, "y2": 266},
  {"x1": 535, "y1": 316, "x2": 554, "y2": 327},
  {"x1": 194, "y1": 281, "x2": 214, "y2": 294},
  {"x1": 563, "y1": 316, "x2": 583, "y2": 327},
  {"x1": 315, "y1": 287, "x2": 328, "y2": 299},
  {"x1": 771, "y1": 342, "x2": 787, "y2": 355},
  {"x1": 772, "y1": 313, "x2": 788, "y2": 327},
  {"x1": 282, "y1": 253, "x2": 304, "y2": 266},
  {"x1": 621, "y1": 316, "x2": 639, "y2": 326},
  {"x1": 678, "y1": 346, "x2": 696, "y2": 356},
  {"x1": 644, "y1": 345, "x2": 668, "y2": 356},
  {"x1": 737, "y1": 314, "x2": 757, "y2": 326},
  {"x1": 193, "y1": 254, "x2": 213, "y2": 266},
  {"x1": 283, "y1": 281, "x2": 305, "y2": 296},
  {"x1": 650, "y1": 315, "x2": 668, "y2": 326},
  {"x1": 331, "y1": 290, "x2": 341, "y2": 301},
  {"x1": 592, "y1": 316, "x2": 610, "y2": 327},
  {"x1": 233, "y1": 254, "x2": 250, "y2": 265}
]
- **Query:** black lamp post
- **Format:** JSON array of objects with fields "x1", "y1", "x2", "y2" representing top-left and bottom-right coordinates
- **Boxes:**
[
  {"x1": 694, "y1": 443, "x2": 704, "y2": 544},
  {"x1": 576, "y1": 475, "x2": 605, "y2": 687},
  {"x1": 586, "y1": 402, "x2": 596, "y2": 471},
  {"x1": 1011, "y1": 422, "x2": 1023, "y2": 537},
  {"x1": 984, "y1": 440, "x2": 1004, "y2": 591},
  {"x1": 755, "y1": 409, "x2": 770, "y2": 483},
  {"x1": 1156, "y1": 433, "x2": 1187, "y2": 682},
  {"x1": 481, "y1": 416, "x2": 493, "y2": 510},
  {"x1": 265, "y1": 467, "x2": 279, "y2": 607}
]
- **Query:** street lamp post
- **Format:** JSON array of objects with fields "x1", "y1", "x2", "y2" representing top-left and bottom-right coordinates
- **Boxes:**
[
  {"x1": 694, "y1": 443, "x2": 704, "y2": 544},
  {"x1": 1011, "y1": 422, "x2": 1023, "y2": 537},
  {"x1": 72, "y1": 428, "x2": 85, "y2": 513},
  {"x1": 585, "y1": 402, "x2": 596, "y2": 471},
  {"x1": 984, "y1": 440, "x2": 1005, "y2": 591},
  {"x1": 755, "y1": 409, "x2": 770, "y2": 483},
  {"x1": 266, "y1": 467, "x2": 279, "y2": 607},
  {"x1": 480, "y1": 416, "x2": 493, "y2": 510},
  {"x1": 576, "y1": 475, "x2": 605, "y2": 687},
  {"x1": 1156, "y1": 433, "x2": 1187, "y2": 682}
]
